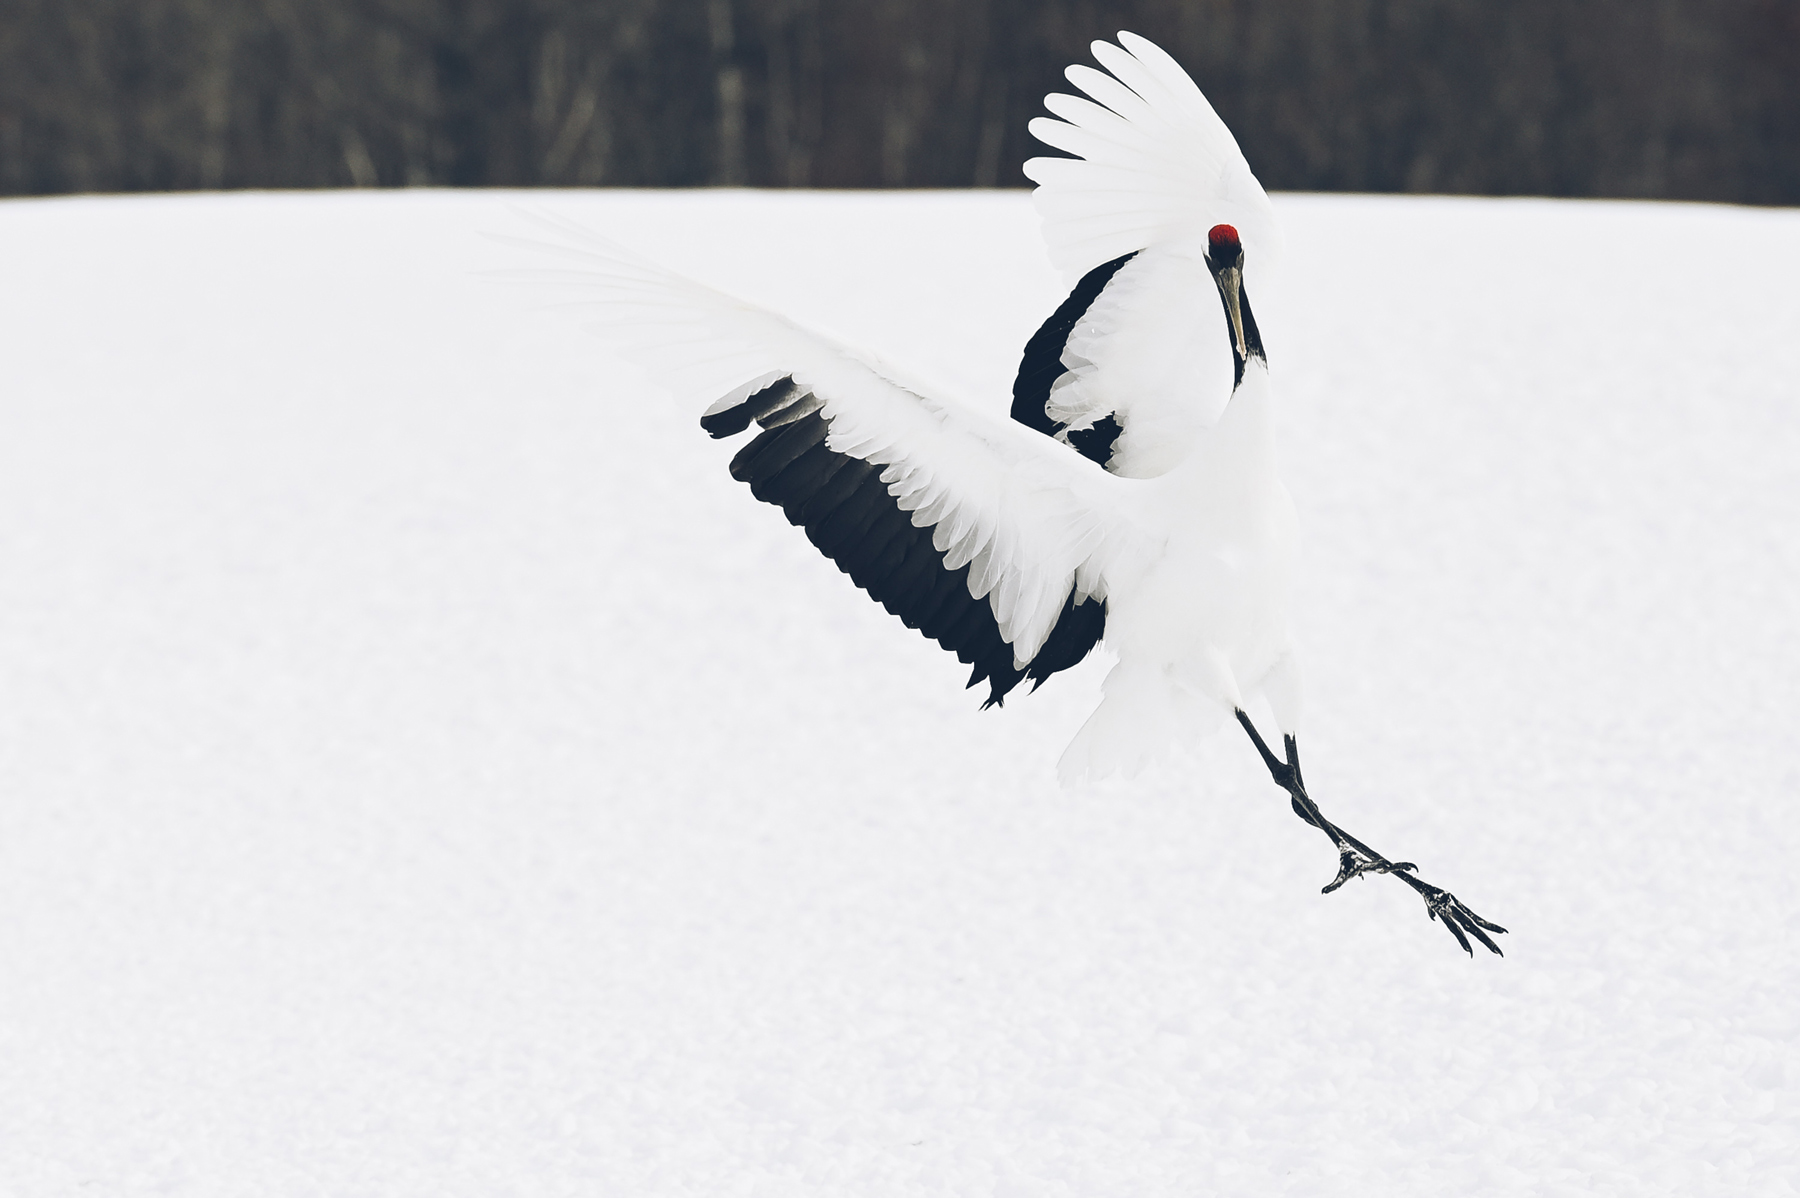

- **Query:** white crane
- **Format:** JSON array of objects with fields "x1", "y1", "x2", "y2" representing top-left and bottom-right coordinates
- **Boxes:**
[{"x1": 538, "y1": 32, "x2": 1504, "y2": 955}]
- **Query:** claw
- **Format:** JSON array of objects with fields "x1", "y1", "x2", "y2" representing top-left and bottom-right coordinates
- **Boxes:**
[
  {"x1": 1424, "y1": 889, "x2": 1505, "y2": 957},
  {"x1": 1321, "y1": 848, "x2": 1418, "y2": 894},
  {"x1": 1439, "y1": 910, "x2": 1474, "y2": 954},
  {"x1": 1425, "y1": 889, "x2": 1471, "y2": 954},
  {"x1": 1458, "y1": 910, "x2": 1505, "y2": 956},
  {"x1": 1466, "y1": 910, "x2": 1509, "y2": 935}
]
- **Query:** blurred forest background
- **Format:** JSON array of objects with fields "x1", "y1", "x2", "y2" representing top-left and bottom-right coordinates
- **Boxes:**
[{"x1": 1, "y1": 0, "x2": 1796, "y2": 202}]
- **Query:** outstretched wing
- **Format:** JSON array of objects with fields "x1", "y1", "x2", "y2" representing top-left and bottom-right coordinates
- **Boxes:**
[
  {"x1": 514, "y1": 228, "x2": 1147, "y2": 706},
  {"x1": 1014, "y1": 32, "x2": 1280, "y2": 479}
]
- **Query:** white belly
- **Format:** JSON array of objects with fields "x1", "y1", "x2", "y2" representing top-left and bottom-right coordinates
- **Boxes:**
[
  {"x1": 1057, "y1": 363, "x2": 1301, "y2": 783},
  {"x1": 1110, "y1": 479, "x2": 1297, "y2": 700}
]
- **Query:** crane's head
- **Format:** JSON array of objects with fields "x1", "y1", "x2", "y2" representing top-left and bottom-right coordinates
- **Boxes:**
[
  {"x1": 1205, "y1": 224, "x2": 1249, "y2": 359},
  {"x1": 1204, "y1": 224, "x2": 1264, "y2": 379}
]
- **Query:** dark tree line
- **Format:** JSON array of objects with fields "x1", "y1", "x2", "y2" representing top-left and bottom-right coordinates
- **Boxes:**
[{"x1": 1, "y1": 0, "x2": 1795, "y2": 202}]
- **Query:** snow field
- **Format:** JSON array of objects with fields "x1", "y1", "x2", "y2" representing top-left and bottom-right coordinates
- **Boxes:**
[{"x1": 0, "y1": 189, "x2": 1796, "y2": 1194}]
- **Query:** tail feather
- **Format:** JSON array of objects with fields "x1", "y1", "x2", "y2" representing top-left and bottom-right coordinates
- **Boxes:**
[{"x1": 1056, "y1": 661, "x2": 1226, "y2": 785}]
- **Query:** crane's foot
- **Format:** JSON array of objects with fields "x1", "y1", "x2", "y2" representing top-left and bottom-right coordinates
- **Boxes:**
[
  {"x1": 1322, "y1": 846, "x2": 1416, "y2": 894},
  {"x1": 1317, "y1": 833, "x2": 1506, "y2": 958},
  {"x1": 1422, "y1": 886, "x2": 1508, "y2": 957},
  {"x1": 1233, "y1": 709, "x2": 1508, "y2": 958}
]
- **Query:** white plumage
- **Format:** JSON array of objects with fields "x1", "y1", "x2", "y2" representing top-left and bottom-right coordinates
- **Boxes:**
[
  {"x1": 530, "y1": 33, "x2": 1288, "y2": 776},
  {"x1": 1026, "y1": 34, "x2": 1283, "y2": 284},
  {"x1": 523, "y1": 32, "x2": 1505, "y2": 954}
]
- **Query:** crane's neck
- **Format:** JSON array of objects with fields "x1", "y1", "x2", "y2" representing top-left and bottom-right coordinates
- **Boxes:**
[
  {"x1": 1225, "y1": 280, "x2": 1267, "y2": 391},
  {"x1": 1208, "y1": 262, "x2": 1274, "y2": 474},
  {"x1": 1166, "y1": 359, "x2": 1279, "y2": 501},
  {"x1": 1218, "y1": 359, "x2": 1277, "y2": 463}
]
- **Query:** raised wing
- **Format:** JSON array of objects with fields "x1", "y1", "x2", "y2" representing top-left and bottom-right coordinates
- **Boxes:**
[
  {"x1": 512, "y1": 227, "x2": 1148, "y2": 705},
  {"x1": 1014, "y1": 33, "x2": 1280, "y2": 479},
  {"x1": 1023, "y1": 31, "x2": 1280, "y2": 284}
]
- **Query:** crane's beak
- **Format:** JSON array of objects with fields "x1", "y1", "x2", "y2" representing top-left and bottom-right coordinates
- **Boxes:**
[{"x1": 1216, "y1": 264, "x2": 1248, "y2": 361}]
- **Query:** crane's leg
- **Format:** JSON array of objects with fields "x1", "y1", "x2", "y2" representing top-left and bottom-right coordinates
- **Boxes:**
[{"x1": 1233, "y1": 709, "x2": 1507, "y2": 957}]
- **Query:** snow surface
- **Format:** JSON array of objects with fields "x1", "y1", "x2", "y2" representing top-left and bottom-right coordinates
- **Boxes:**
[{"x1": 2, "y1": 188, "x2": 1797, "y2": 1195}]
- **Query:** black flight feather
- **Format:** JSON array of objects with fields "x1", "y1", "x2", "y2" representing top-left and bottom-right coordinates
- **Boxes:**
[
  {"x1": 705, "y1": 360, "x2": 1109, "y2": 707},
  {"x1": 1010, "y1": 252, "x2": 1137, "y2": 468}
]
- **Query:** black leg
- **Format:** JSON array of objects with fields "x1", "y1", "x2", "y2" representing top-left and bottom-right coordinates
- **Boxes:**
[{"x1": 1234, "y1": 709, "x2": 1507, "y2": 957}]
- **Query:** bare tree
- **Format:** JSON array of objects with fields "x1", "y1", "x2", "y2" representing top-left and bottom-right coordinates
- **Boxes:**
[{"x1": 0, "y1": 0, "x2": 1794, "y2": 201}]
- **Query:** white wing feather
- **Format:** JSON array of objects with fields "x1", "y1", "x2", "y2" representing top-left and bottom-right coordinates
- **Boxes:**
[
  {"x1": 1023, "y1": 31, "x2": 1281, "y2": 286},
  {"x1": 1045, "y1": 239, "x2": 1235, "y2": 477},
  {"x1": 507, "y1": 227, "x2": 1150, "y2": 667}
]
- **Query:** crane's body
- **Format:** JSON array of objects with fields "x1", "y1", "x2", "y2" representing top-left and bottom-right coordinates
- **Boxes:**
[
  {"x1": 534, "y1": 33, "x2": 1505, "y2": 955},
  {"x1": 1059, "y1": 358, "x2": 1300, "y2": 781}
]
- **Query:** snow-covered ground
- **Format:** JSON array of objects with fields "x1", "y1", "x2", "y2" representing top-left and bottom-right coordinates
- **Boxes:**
[{"x1": 2, "y1": 188, "x2": 1796, "y2": 1195}]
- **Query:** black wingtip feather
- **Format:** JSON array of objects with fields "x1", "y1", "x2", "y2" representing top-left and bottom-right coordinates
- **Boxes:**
[
  {"x1": 769, "y1": 445, "x2": 846, "y2": 526},
  {"x1": 703, "y1": 376, "x2": 805, "y2": 439},
  {"x1": 733, "y1": 411, "x2": 829, "y2": 487}
]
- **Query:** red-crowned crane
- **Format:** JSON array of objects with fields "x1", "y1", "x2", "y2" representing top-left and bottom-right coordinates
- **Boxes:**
[{"x1": 538, "y1": 33, "x2": 1504, "y2": 955}]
